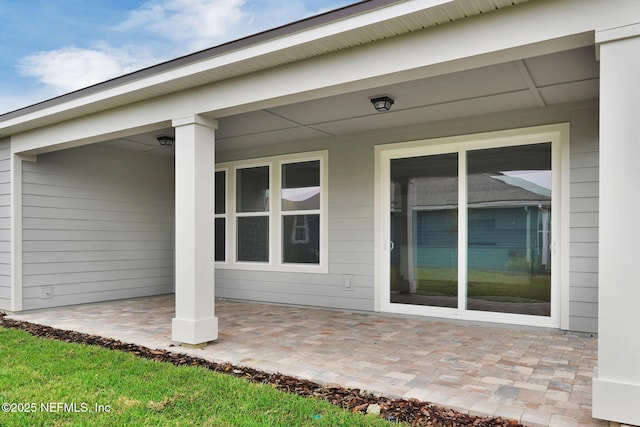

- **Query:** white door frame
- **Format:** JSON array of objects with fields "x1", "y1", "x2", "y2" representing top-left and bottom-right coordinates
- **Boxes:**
[{"x1": 374, "y1": 123, "x2": 570, "y2": 329}]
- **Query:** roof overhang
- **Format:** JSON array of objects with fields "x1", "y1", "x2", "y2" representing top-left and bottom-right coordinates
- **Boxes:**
[{"x1": 0, "y1": 0, "x2": 529, "y2": 138}]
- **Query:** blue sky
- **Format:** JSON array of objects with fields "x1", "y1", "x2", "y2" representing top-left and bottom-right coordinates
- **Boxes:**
[{"x1": 0, "y1": 0, "x2": 356, "y2": 114}]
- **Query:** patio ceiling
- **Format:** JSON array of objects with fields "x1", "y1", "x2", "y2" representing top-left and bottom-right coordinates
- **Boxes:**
[{"x1": 98, "y1": 45, "x2": 598, "y2": 156}]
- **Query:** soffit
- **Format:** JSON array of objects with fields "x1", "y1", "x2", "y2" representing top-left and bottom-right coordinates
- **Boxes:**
[
  {"x1": 99, "y1": 45, "x2": 598, "y2": 157},
  {"x1": 0, "y1": 0, "x2": 528, "y2": 137}
]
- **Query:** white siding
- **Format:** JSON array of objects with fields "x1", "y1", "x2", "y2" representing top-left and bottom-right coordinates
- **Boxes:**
[
  {"x1": 0, "y1": 138, "x2": 10, "y2": 310},
  {"x1": 216, "y1": 102, "x2": 600, "y2": 332},
  {"x1": 21, "y1": 144, "x2": 174, "y2": 310}
]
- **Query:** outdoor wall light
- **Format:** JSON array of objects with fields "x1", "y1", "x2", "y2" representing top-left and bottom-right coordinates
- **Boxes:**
[
  {"x1": 157, "y1": 135, "x2": 175, "y2": 147},
  {"x1": 370, "y1": 96, "x2": 395, "y2": 112}
]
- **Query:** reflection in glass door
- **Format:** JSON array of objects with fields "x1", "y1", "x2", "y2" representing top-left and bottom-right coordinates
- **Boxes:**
[
  {"x1": 466, "y1": 143, "x2": 551, "y2": 316},
  {"x1": 387, "y1": 141, "x2": 554, "y2": 320},
  {"x1": 390, "y1": 153, "x2": 458, "y2": 308}
]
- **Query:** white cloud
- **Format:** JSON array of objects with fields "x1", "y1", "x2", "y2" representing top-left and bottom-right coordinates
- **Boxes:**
[
  {"x1": 18, "y1": 44, "x2": 153, "y2": 94},
  {"x1": 117, "y1": 0, "x2": 246, "y2": 52},
  {"x1": 11, "y1": 0, "x2": 355, "y2": 104}
]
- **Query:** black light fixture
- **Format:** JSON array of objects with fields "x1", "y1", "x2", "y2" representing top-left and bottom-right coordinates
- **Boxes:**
[
  {"x1": 370, "y1": 96, "x2": 394, "y2": 112},
  {"x1": 156, "y1": 135, "x2": 175, "y2": 147}
]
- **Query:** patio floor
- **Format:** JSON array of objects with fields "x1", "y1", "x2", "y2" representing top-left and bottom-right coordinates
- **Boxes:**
[{"x1": 6, "y1": 295, "x2": 603, "y2": 427}]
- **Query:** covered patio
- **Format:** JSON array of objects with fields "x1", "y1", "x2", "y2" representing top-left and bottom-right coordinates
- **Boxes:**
[{"x1": 7, "y1": 295, "x2": 601, "y2": 426}]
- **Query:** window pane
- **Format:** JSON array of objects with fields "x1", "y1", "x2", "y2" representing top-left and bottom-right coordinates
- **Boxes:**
[
  {"x1": 467, "y1": 143, "x2": 551, "y2": 316},
  {"x1": 282, "y1": 214, "x2": 320, "y2": 264},
  {"x1": 215, "y1": 171, "x2": 225, "y2": 214},
  {"x1": 282, "y1": 161, "x2": 320, "y2": 211},
  {"x1": 237, "y1": 166, "x2": 269, "y2": 212},
  {"x1": 237, "y1": 216, "x2": 269, "y2": 262},
  {"x1": 214, "y1": 218, "x2": 225, "y2": 262},
  {"x1": 390, "y1": 153, "x2": 458, "y2": 308}
]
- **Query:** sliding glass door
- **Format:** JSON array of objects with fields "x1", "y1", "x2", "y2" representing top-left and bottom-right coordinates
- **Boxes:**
[{"x1": 381, "y1": 129, "x2": 560, "y2": 326}]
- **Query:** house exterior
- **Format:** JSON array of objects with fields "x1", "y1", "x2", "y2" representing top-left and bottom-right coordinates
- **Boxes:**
[{"x1": 0, "y1": 0, "x2": 639, "y2": 423}]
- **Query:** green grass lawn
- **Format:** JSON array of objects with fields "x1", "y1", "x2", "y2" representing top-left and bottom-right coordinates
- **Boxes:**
[
  {"x1": 0, "y1": 327, "x2": 394, "y2": 427},
  {"x1": 391, "y1": 266, "x2": 551, "y2": 303}
]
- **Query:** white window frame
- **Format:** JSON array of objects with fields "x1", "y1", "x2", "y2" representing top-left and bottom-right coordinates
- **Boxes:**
[
  {"x1": 374, "y1": 124, "x2": 570, "y2": 329},
  {"x1": 216, "y1": 150, "x2": 328, "y2": 273}
]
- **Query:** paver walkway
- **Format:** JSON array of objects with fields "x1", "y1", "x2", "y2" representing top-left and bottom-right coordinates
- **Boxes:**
[{"x1": 7, "y1": 295, "x2": 603, "y2": 427}]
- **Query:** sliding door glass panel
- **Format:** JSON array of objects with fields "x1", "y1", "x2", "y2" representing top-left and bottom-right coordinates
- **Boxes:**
[
  {"x1": 390, "y1": 153, "x2": 458, "y2": 307},
  {"x1": 466, "y1": 143, "x2": 551, "y2": 316}
]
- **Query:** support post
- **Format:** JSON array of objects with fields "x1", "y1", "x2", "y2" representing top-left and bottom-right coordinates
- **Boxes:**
[
  {"x1": 593, "y1": 24, "x2": 640, "y2": 426},
  {"x1": 171, "y1": 115, "x2": 218, "y2": 345}
]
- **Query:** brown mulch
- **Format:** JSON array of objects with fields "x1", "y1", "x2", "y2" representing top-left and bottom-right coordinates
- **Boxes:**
[{"x1": 0, "y1": 312, "x2": 522, "y2": 426}]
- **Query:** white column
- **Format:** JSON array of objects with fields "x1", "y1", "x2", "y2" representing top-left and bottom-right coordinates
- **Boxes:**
[
  {"x1": 593, "y1": 24, "x2": 640, "y2": 425},
  {"x1": 171, "y1": 115, "x2": 218, "y2": 345}
]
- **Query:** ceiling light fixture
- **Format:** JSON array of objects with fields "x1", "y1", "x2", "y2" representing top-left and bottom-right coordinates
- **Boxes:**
[
  {"x1": 370, "y1": 96, "x2": 395, "y2": 112},
  {"x1": 156, "y1": 135, "x2": 175, "y2": 147}
]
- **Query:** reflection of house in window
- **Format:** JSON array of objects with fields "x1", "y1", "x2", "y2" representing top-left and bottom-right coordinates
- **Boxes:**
[
  {"x1": 469, "y1": 218, "x2": 496, "y2": 246},
  {"x1": 291, "y1": 215, "x2": 310, "y2": 244},
  {"x1": 391, "y1": 171, "x2": 551, "y2": 273}
]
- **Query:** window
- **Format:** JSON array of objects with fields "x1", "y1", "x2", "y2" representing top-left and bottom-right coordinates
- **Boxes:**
[
  {"x1": 214, "y1": 170, "x2": 226, "y2": 262},
  {"x1": 281, "y1": 160, "x2": 320, "y2": 264},
  {"x1": 236, "y1": 166, "x2": 270, "y2": 262},
  {"x1": 216, "y1": 151, "x2": 328, "y2": 272}
]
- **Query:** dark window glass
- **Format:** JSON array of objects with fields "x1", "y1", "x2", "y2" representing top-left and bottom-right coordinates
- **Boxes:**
[
  {"x1": 214, "y1": 218, "x2": 225, "y2": 262},
  {"x1": 237, "y1": 216, "x2": 269, "y2": 262},
  {"x1": 282, "y1": 215, "x2": 320, "y2": 264},
  {"x1": 236, "y1": 166, "x2": 269, "y2": 212},
  {"x1": 215, "y1": 171, "x2": 225, "y2": 215}
]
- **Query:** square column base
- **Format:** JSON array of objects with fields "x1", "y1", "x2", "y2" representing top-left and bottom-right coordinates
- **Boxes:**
[
  {"x1": 171, "y1": 316, "x2": 218, "y2": 346},
  {"x1": 593, "y1": 368, "x2": 640, "y2": 425}
]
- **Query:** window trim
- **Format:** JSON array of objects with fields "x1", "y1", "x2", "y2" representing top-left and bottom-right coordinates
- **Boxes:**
[{"x1": 216, "y1": 150, "x2": 328, "y2": 273}]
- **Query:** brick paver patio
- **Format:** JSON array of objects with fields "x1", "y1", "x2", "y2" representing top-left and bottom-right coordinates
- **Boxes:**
[{"x1": 7, "y1": 295, "x2": 603, "y2": 427}]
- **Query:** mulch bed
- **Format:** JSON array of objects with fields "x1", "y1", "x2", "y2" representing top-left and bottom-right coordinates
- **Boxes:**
[{"x1": 0, "y1": 312, "x2": 522, "y2": 426}]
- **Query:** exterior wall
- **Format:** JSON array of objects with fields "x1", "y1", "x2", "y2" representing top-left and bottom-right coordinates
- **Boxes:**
[
  {"x1": 0, "y1": 138, "x2": 10, "y2": 310},
  {"x1": 21, "y1": 144, "x2": 174, "y2": 310},
  {"x1": 568, "y1": 108, "x2": 600, "y2": 333},
  {"x1": 215, "y1": 101, "x2": 599, "y2": 332}
]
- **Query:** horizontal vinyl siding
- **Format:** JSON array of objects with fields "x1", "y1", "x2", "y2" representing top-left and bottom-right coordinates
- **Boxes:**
[
  {"x1": 568, "y1": 107, "x2": 599, "y2": 333},
  {"x1": 326, "y1": 144, "x2": 374, "y2": 286},
  {"x1": 22, "y1": 145, "x2": 174, "y2": 310},
  {"x1": 0, "y1": 138, "x2": 10, "y2": 310}
]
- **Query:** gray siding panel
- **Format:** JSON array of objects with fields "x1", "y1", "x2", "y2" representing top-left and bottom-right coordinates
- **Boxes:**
[
  {"x1": 568, "y1": 108, "x2": 599, "y2": 333},
  {"x1": 0, "y1": 138, "x2": 10, "y2": 310},
  {"x1": 22, "y1": 145, "x2": 174, "y2": 310}
]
